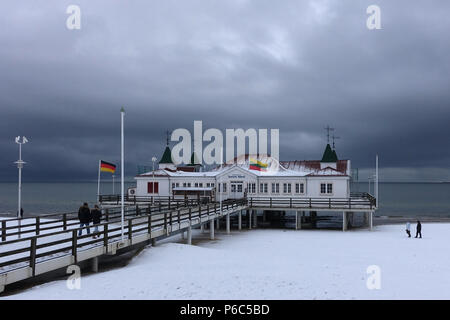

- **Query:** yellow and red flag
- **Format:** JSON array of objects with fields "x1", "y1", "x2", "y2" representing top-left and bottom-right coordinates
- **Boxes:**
[{"x1": 249, "y1": 158, "x2": 268, "y2": 171}]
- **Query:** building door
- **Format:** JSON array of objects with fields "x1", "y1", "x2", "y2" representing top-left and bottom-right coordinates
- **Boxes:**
[{"x1": 230, "y1": 182, "x2": 244, "y2": 199}]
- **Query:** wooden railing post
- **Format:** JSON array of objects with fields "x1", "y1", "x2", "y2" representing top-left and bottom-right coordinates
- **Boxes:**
[
  {"x1": 270, "y1": 197, "x2": 272, "y2": 208},
  {"x1": 148, "y1": 215, "x2": 152, "y2": 235},
  {"x1": 63, "y1": 214, "x2": 67, "y2": 231},
  {"x1": 178, "y1": 210, "x2": 181, "y2": 225},
  {"x1": 72, "y1": 230, "x2": 78, "y2": 264},
  {"x1": 309, "y1": 198, "x2": 312, "y2": 208},
  {"x1": 329, "y1": 198, "x2": 331, "y2": 209},
  {"x1": 103, "y1": 224, "x2": 109, "y2": 251},
  {"x1": 164, "y1": 212, "x2": 167, "y2": 230},
  {"x1": 189, "y1": 208, "x2": 192, "y2": 221},
  {"x1": 290, "y1": 198, "x2": 292, "y2": 208},
  {"x1": 30, "y1": 237, "x2": 37, "y2": 276},
  {"x1": 128, "y1": 219, "x2": 133, "y2": 240},
  {"x1": 1, "y1": 220, "x2": 6, "y2": 241},
  {"x1": 136, "y1": 205, "x2": 139, "y2": 216},
  {"x1": 36, "y1": 217, "x2": 40, "y2": 236},
  {"x1": 105, "y1": 209, "x2": 109, "y2": 222},
  {"x1": 168, "y1": 198, "x2": 171, "y2": 210}
]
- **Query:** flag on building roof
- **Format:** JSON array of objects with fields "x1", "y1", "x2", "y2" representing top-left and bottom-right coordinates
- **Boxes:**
[
  {"x1": 100, "y1": 160, "x2": 116, "y2": 173},
  {"x1": 249, "y1": 158, "x2": 268, "y2": 171}
]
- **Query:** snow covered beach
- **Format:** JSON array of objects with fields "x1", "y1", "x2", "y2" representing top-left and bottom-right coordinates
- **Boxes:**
[{"x1": 3, "y1": 223, "x2": 450, "y2": 300}]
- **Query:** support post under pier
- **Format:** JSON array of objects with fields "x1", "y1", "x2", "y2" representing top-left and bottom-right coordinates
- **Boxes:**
[
  {"x1": 91, "y1": 257, "x2": 99, "y2": 273},
  {"x1": 187, "y1": 224, "x2": 192, "y2": 245},
  {"x1": 238, "y1": 210, "x2": 242, "y2": 230},
  {"x1": 343, "y1": 212, "x2": 347, "y2": 232},
  {"x1": 210, "y1": 220, "x2": 214, "y2": 240},
  {"x1": 226, "y1": 213, "x2": 230, "y2": 234}
]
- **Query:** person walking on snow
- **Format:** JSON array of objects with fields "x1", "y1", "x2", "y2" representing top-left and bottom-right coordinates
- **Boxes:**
[
  {"x1": 78, "y1": 202, "x2": 92, "y2": 236},
  {"x1": 91, "y1": 204, "x2": 102, "y2": 238},
  {"x1": 415, "y1": 220, "x2": 422, "y2": 238},
  {"x1": 405, "y1": 221, "x2": 411, "y2": 238}
]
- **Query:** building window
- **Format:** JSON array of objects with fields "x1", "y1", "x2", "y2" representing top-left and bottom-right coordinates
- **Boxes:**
[
  {"x1": 248, "y1": 183, "x2": 256, "y2": 193},
  {"x1": 272, "y1": 183, "x2": 279, "y2": 193},
  {"x1": 223, "y1": 183, "x2": 227, "y2": 192},
  {"x1": 260, "y1": 183, "x2": 268, "y2": 193},
  {"x1": 320, "y1": 183, "x2": 333, "y2": 194},
  {"x1": 206, "y1": 183, "x2": 210, "y2": 187},
  {"x1": 283, "y1": 183, "x2": 291, "y2": 193},
  {"x1": 199, "y1": 183, "x2": 203, "y2": 187},
  {"x1": 295, "y1": 183, "x2": 305, "y2": 194},
  {"x1": 237, "y1": 184, "x2": 243, "y2": 192},
  {"x1": 147, "y1": 182, "x2": 159, "y2": 194},
  {"x1": 195, "y1": 183, "x2": 199, "y2": 187},
  {"x1": 211, "y1": 183, "x2": 215, "y2": 187},
  {"x1": 183, "y1": 182, "x2": 187, "y2": 187},
  {"x1": 187, "y1": 183, "x2": 191, "y2": 187}
]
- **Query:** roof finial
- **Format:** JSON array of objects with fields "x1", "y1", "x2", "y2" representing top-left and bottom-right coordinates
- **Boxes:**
[
  {"x1": 324, "y1": 125, "x2": 334, "y2": 144},
  {"x1": 166, "y1": 130, "x2": 171, "y2": 146}
]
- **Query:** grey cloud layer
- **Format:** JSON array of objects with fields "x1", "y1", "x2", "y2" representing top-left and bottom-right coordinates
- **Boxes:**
[{"x1": 1, "y1": 0, "x2": 449, "y2": 181}]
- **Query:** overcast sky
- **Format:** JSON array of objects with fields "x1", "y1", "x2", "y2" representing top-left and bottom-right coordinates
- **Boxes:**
[{"x1": 1, "y1": 0, "x2": 449, "y2": 182}]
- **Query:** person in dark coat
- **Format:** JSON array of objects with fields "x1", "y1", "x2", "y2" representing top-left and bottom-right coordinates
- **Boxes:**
[
  {"x1": 91, "y1": 204, "x2": 102, "y2": 237},
  {"x1": 415, "y1": 220, "x2": 422, "y2": 238},
  {"x1": 78, "y1": 202, "x2": 92, "y2": 236}
]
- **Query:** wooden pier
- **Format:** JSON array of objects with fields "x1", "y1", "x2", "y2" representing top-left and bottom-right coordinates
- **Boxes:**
[{"x1": 0, "y1": 193, "x2": 376, "y2": 293}]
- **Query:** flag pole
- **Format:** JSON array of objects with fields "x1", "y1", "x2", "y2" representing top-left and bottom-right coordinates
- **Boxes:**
[
  {"x1": 97, "y1": 160, "x2": 101, "y2": 203},
  {"x1": 220, "y1": 147, "x2": 223, "y2": 215},
  {"x1": 112, "y1": 174, "x2": 115, "y2": 194},
  {"x1": 120, "y1": 107, "x2": 125, "y2": 241}
]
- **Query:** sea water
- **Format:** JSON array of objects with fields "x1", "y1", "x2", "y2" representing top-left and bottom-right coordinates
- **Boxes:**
[{"x1": 0, "y1": 182, "x2": 449, "y2": 217}]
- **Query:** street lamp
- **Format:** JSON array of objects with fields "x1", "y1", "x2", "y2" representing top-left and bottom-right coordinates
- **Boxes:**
[{"x1": 14, "y1": 136, "x2": 28, "y2": 239}]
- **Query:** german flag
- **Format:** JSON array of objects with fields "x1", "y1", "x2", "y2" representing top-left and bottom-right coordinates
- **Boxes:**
[
  {"x1": 249, "y1": 158, "x2": 268, "y2": 171},
  {"x1": 100, "y1": 160, "x2": 116, "y2": 173}
]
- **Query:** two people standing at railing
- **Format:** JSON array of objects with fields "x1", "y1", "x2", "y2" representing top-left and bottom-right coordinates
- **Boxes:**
[{"x1": 78, "y1": 203, "x2": 102, "y2": 238}]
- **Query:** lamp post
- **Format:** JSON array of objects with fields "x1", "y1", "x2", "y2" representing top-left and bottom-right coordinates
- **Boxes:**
[
  {"x1": 14, "y1": 136, "x2": 28, "y2": 239},
  {"x1": 151, "y1": 156, "x2": 157, "y2": 200}
]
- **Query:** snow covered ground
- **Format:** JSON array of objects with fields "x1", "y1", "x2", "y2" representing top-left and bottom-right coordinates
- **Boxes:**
[{"x1": 3, "y1": 223, "x2": 450, "y2": 300}]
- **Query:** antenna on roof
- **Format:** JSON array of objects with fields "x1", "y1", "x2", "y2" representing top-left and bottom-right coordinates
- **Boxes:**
[
  {"x1": 165, "y1": 130, "x2": 171, "y2": 146},
  {"x1": 332, "y1": 134, "x2": 340, "y2": 150},
  {"x1": 324, "y1": 125, "x2": 334, "y2": 144}
]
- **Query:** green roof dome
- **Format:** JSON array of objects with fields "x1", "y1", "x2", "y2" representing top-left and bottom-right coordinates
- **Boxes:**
[
  {"x1": 159, "y1": 146, "x2": 173, "y2": 164},
  {"x1": 321, "y1": 144, "x2": 338, "y2": 162}
]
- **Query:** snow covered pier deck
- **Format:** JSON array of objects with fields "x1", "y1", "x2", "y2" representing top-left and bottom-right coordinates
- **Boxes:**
[
  {"x1": 0, "y1": 199, "x2": 247, "y2": 293},
  {"x1": 0, "y1": 193, "x2": 376, "y2": 294}
]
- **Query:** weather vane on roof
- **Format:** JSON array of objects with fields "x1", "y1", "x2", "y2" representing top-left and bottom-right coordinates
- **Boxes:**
[
  {"x1": 332, "y1": 134, "x2": 340, "y2": 149},
  {"x1": 166, "y1": 130, "x2": 171, "y2": 146},
  {"x1": 325, "y1": 125, "x2": 334, "y2": 144}
]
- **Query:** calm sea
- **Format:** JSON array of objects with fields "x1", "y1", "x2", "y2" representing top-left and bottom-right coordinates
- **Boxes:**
[{"x1": 0, "y1": 182, "x2": 449, "y2": 217}]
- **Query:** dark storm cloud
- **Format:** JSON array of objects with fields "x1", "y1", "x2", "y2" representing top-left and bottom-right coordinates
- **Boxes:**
[{"x1": 1, "y1": 0, "x2": 449, "y2": 181}]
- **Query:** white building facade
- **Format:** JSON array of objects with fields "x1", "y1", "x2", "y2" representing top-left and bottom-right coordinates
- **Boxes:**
[{"x1": 133, "y1": 143, "x2": 352, "y2": 201}]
